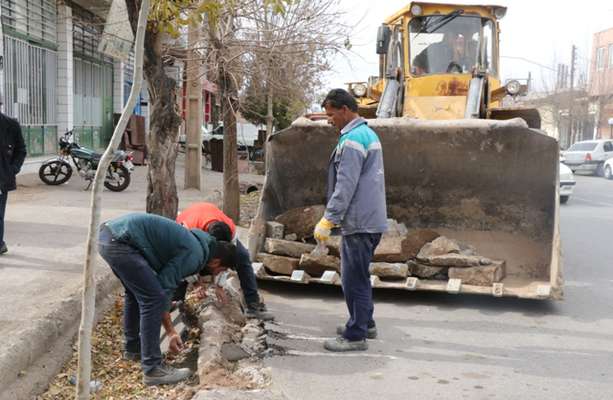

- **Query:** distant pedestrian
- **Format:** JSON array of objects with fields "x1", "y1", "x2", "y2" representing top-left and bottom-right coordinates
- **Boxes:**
[
  {"x1": 98, "y1": 212, "x2": 236, "y2": 386},
  {"x1": 0, "y1": 96, "x2": 27, "y2": 255},
  {"x1": 315, "y1": 88, "x2": 387, "y2": 352},
  {"x1": 176, "y1": 202, "x2": 274, "y2": 320}
]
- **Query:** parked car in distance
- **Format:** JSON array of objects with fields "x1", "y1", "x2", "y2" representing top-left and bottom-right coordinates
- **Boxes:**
[
  {"x1": 202, "y1": 123, "x2": 262, "y2": 159},
  {"x1": 561, "y1": 139, "x2": 613, "y2": 176},
  {"x1": 559, "y1": 162, "x2": 576, "y2": 204},
  {"x1": 603, "y1": 157, "x2": 613, "y2": 180}
]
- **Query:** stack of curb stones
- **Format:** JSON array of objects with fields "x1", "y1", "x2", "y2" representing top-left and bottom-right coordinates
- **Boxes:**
[{"x1": 256, "y1": 205, "x2": 505, "y2": 287}]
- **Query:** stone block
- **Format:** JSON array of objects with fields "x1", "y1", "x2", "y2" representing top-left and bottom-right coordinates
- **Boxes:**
[
  {"x1": 407, "y1": 260, "x2": 448, "y2": 279},
  {"x1": 369, "y1": 262, "x2": 409, "y2": 279},
  {"x1": 373, "y1": 236, "x2": 406, "y2": 262},
  {"x1": 274, "y1": 205, "x2": 325, "y2": 240},
  {"x1": 416, "y1": 236, "x2": 461, "y2": 261},
  {"x1": 298, "y1": 253, "x2": 341, "y2": 276},
  {"x1": 220, "y1": 343, "x2": 250, "y2": 362},
  {"x1": 256, "y1": 253, "x2": 299, "y2": 275},
  {"x1": 266, "y1": 221, "x2": 284, "y2": 239},
  {"x1": 401, "y1": 229, "x2": 440, "y2": 259},
  {"x1": 264, "y1": 238, "x2": 316, "y2": 258},
  {"x1": 428, "y1": 254, "x2": 491, "y2": 267},
  {"x1": 448, "y1": 261, "x2": 506, "y2": 286}
]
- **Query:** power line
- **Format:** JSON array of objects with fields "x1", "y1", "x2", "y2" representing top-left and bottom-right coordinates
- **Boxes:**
[{"x1": 500, "y1": 55, "x2": 556, "y2": 71}]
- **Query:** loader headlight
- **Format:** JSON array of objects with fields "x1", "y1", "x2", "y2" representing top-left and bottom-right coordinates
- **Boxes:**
[
  {"x1": 411, "y1": 5, "x2": 423, "y2": 16},
  {"x1": 352, "y1": 83, "x2": 367, "y2": 97},
  {"x1": 493, "y1": 7, "x2": 507, "y2": 19},
  {"x1": 506, "y1": 80, "x2": 521, "y2": 95}
]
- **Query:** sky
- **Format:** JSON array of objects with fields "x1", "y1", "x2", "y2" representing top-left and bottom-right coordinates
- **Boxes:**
[{"x1": 325, "y1": 0, "x2": 613, "y2": 94}]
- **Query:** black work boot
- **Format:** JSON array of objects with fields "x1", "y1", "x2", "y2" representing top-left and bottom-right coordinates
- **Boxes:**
[
  {"x1": 0, "y1": 243, "x2": 7, "y2": 255},
  {"x1": 336, "y1": 324, "x2": 378, "y2": 339},
  {"x1": 143, "y1": 363, "x2": 192, "y2": 386},
  {"x1": 245, "y1": 302, "x2": 274, "y2": 321}
]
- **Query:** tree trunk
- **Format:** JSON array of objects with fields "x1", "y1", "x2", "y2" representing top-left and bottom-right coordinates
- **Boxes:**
[
  {"x1": 143, "y1": 31, "x2": 183, "y2": 218},
  {"x1": 220, "y1": 62, "x2": 240, "y2": 221},
  {"x1": 76, "y1": 1, "x2": 149, "y2": 398}
]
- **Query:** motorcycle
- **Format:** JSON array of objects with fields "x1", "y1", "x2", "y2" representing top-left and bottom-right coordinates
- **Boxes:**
[{"x1": 38, "y1": 131, "x2": 134, "y2": 192}]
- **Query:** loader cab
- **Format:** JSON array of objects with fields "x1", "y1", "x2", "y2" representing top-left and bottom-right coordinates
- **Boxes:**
[
  {"x1": 372, "y1": 2, "x2": 507, "y2": 120},
  {"x1": 408, "y1": 14, "x2": 497, "y2": 76}
]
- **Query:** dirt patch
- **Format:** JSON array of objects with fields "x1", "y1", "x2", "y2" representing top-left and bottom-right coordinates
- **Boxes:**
[
  {"x1": 38, "y1": 290, "x2": 271, "y2": 399},
  {"x1": 38, "y1": 296, "x2": 198, "y2": 400}
]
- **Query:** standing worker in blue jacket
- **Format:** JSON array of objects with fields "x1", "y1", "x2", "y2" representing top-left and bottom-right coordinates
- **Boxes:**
[
  {"x1": 315, "y1": 88, "x2": 387, "y2": 352},
  {"x1": 98, "y1": 213, "x2": 236, "y2": 385}
]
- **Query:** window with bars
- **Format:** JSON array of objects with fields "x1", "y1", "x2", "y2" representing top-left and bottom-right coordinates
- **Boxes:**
[
  {"x1": 1, "y1": 0, "x2": 57, "y2": 45},
  {"x1": 3, "y1": 36, "x2": 57, "y2": 125}
]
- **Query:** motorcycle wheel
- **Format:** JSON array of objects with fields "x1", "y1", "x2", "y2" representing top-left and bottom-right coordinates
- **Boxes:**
[
  {"x1": 104, "y1": 164, "x2": 131, "y2": 192},
  {"x1": 39, "y1": 160, "x2": 73, "y2": 185}
]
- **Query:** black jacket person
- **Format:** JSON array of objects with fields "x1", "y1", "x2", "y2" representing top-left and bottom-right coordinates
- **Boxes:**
[{"x1": 0, "y1": 110, "x2": 26, "y2": 254}]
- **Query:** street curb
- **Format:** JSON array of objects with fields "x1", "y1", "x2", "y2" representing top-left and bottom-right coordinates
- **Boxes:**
[{"x1": 0, "y1": 262, "x2": 121, "y2": 400}]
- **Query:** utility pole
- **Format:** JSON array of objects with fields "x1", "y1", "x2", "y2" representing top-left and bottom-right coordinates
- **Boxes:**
[
  {"x1": 185, "y1": 23, "x2": 203, "y2": 189},
  {"x1": 568, "y1": 44, "x2": 577, "y2": 146}
]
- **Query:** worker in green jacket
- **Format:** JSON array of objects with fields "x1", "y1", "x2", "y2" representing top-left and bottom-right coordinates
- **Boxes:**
[{"x1": 98, "y1": 212, "x2": 236, "y2": 386}]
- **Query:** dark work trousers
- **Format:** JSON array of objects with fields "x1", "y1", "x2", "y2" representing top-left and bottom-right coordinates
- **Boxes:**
[
  {"x1": 340, "y1": 232, "x2": 382, "y2": 341},
  {"x1": 236, "y1": 239, "x2": 260, "y2": 305},
  {"x1": 0, "y1": 191, "x2": 7, "y2": 246},
  {"x1": 98, "y1": 225, "x2": 166, "y2": 374}
]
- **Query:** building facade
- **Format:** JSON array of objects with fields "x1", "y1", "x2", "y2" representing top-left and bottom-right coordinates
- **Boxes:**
[
  {"x1": 589, "y1": 27, "x2": 613, "y2": 139},
  {"x1": 0, "y1": 0, "x2": 141, "y2": 156}
]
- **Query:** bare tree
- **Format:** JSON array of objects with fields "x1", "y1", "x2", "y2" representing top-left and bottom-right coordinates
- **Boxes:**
[
  {"x1": 242, "y1": 0, "x2": 350, "y2": 137},
  {"x1": 76, "y1": 1, "x2": 150, "y2": 398}
]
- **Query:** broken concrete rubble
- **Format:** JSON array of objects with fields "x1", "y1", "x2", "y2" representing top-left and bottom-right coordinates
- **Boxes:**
[
  {"x1": 369, "y1": 262, "x2": 409, "y2": 279},
  {"x1": 274, "y1": 205, "x2": 325, "y2": 240},
  {"x1": 256, "y1": 253, "x2": 299, "y2": 275},
  {"x1": 448, "y1": 261, "x2": 506, "y2": 285},
  {"x1": 298, "y1": 253, "x2": 341, "y2": 276},
  {"x1": 284, "y1": 233, "x2": 298, "y2": 241},
  {"x1": 264, "y1": 238, "x2": 316, "y2": 258}
]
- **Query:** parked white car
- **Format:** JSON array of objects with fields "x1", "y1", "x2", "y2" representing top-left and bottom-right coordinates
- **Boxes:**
[
  {"x1": 603, "y1": 158, "x2": 613, "y2": 180},
  {"x1": 559, "y1": 162, "x2": 576, "y2": 204},
  {"x1": 202, "y1": 123, "x2": 261, "y2": 149},
  {"x1": 562, "y1": 139, "x2": 613, "y2": 176}
]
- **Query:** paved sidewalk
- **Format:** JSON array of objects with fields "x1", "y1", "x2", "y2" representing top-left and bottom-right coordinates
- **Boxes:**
[{"x1": 0, "y1": 155, "x2": 263, "y2": 399}]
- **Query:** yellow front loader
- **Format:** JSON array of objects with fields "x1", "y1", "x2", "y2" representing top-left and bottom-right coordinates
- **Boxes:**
[{"x1": 249, "y1": 2, "x2": 562, "y2": 300}]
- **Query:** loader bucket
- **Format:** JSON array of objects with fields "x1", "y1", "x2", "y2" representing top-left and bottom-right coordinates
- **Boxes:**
[{"x1": 249, "y1": 117, "x2": 562, "y2": 300}]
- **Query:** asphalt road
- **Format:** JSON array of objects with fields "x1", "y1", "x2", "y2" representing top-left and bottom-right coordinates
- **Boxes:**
[{"x1": 262, "y1": 174, "x2": 613, "y2": 400}]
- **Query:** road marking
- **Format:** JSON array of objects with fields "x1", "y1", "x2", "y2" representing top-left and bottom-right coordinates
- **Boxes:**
[
  {"x1": 282, "y1": 334, "x2": 382, "y2": 343},
  {"x1": 286, "y1": 350, "x2": 399, "y2": 360},
  {"x1": 570, "y1": 196, "x2": 613, "y2": 207}
]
